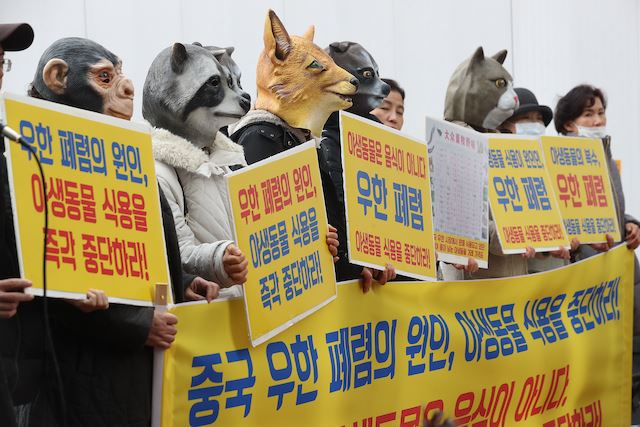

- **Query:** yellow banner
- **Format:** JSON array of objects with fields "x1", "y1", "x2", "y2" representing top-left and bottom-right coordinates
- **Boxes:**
[
  {"x1": 488, "y1": 136, "x2": 570, "y2": 253},
  {"x1": 340, "y1": 111, "x2": 437, "y2": 280},
  {"x1": 226, "y1": 141, "x2": 337, "y2": 346},
  {"x1": 3, "y1": 93, "x2": 168, "y2": 305},
  {"x1": 540, "y1": 136, "x2": 621, "y2": 244},
  {"x1": 161, "y1": 245, "x2": 633, "y2": 427}
]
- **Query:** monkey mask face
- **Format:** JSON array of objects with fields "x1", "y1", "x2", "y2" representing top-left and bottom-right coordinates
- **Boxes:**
[
  {"x1": 31, "y1": 37, "x2": 134, "y2": 120},
  {"x1": 255, "y1": 10, "x2": 358, "y2": 137}
]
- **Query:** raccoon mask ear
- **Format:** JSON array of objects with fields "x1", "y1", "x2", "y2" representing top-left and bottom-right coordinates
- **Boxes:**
[
  {"x1": 491, "y1": 49, "x2": 508, "y2": 65},
  {"x1": 210, "y1": 48, "x2": 228, "y2": 62},
  {"x1": 225, "y1": 46, "x2": 235, "y2": 57},
  {"x1": 469, "y1": 46, "x2": 485, "y2": 68},
  {"x1": 171, "y1": 43, "x2": 188, "y2": 74},
  {"x1": 192, "y1": 41, "x2": 203, "y2": 47},
  {"x1": 302, "y1": 25, "x2": 315, "y2": 42},
  {"x1": 265, "y1": 9, "x2": 292, "y2": 62}
]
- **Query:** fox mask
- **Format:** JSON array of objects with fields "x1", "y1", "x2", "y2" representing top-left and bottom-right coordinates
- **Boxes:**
[{"x1": 255, "y1": 10, "x2": 358, "y2": 137}]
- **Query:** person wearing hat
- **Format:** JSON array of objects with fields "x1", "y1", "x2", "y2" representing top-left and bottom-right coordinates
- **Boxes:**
[
  {"x1": 497, "y1": 87, "x2": 572, "y2": 273},
  {"x1": 0, "y1": 23, "x2": 34, "y2": 89},
  {"x1": 0, "y1": 22, "x2": 35, "y2": 427},
  {"x1": 498, "y1": 87, "x2": 552, "y2": 135}
]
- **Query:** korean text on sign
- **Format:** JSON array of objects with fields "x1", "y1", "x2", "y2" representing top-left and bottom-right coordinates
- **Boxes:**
[
  {"x1": 3, "y1": 93, "x2": 167, "y2": 305},
  {"x1": 226, "y1": 141, "x2": 337, "y2": 346},
  {"x1": 488, "y1": 136, "x2": 570, "y2": 253},
  {"x1": 340, "y1": 111, "x2": 437, "y2": 280},
  {"x1": 540, "y1": 135, "x2": 620, "y2": 245}
]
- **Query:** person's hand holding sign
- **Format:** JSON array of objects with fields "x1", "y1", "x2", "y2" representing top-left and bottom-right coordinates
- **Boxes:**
[
  {"x1": 625, "y1": 222, "x2": 640, "y2": 250},
  {"x1": 590, "y1": 234, "x2": 615, "y2": 253},
  {"x1": 326, "y1": 224, "x2": 340, "y2": 263},
  {"x1": 223, "y1": 244, "x2": 248, "y2": 284},
  {"x1": 0, "y1": 278, "x2": 34, "y2": 319},
  {"x1": 68, "y1": 289, "x2": 109, "y2": 313},
  {"x1": 185, "y1": 277, "x2": 220, "y2": 302}
]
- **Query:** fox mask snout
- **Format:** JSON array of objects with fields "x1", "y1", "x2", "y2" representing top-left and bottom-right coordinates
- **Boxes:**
[{"x1": 255, "y1": 10, "x2": 358, "y2": 136}]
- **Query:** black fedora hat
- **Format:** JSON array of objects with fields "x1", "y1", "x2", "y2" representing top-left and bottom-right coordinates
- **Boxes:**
[
  {"x1": 0, "y1": 23, "x2": 34, "y2": 52},
  {"x1": 512, "y1": 87, "x2": 553, "y2": 126}
]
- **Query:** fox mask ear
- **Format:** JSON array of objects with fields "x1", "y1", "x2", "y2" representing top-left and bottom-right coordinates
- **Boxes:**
[
  {"x1": 302, "y1": 25, "x2": 315, "y2": 41},
  {"x1": 264, "y1": 9, "x2": 292, "y2": 62},
  {"x1": 491, "y1": 49, "x2": 508, "y2": 64}
]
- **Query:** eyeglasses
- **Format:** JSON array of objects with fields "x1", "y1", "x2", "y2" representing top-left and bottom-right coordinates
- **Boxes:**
[{"x1": 1, "y1": 59, "x2": 11, "y2": 73}]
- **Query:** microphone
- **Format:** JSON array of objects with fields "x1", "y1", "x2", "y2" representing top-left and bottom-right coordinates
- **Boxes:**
[{"x1": 0, "y1": 122, "x2": 22, "y2": 142}]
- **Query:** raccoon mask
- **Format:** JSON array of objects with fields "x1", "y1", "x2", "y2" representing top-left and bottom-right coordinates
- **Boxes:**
[
  {"x1": 255, "y1": 10, "x2": 359, "y2": 137},
  {"x1": 325, "y1": 41, "x2": 390, "y2": 117},
  {"x1": 444, "y1": 46, "x2": 519, "y2": 132},
  {"x1": 143, "y1": 43, "x2": 249, "y2": 148}
]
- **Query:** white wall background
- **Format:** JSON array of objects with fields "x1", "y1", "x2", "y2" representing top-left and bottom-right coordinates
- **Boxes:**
[{"x1": 3, "y1": 0, "x2": 640, "y2": 216}]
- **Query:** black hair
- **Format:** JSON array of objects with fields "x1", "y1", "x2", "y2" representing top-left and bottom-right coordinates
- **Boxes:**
[
  {"x1": 554, "y1": 84, "x2": 607, "y2": 134},
  {"x1": 381, "y1": 78, "x2": 405, "y2": 101}
]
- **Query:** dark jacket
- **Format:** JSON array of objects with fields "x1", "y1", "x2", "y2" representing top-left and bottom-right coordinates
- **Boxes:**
[
  {"x1": 0, "y1": 150, "x2": 191, "y2": 426},
  {"x1": 319, "y1": 111, "x2": 368, "y2": 281},
  {"x1": 230, "y1": 110, "x2": 352, "y2": 282}
]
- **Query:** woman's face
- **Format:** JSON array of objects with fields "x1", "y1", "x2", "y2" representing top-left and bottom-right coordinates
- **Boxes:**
[{"x1": 564, "y1": 96, "x2": 607, "y2": 133}]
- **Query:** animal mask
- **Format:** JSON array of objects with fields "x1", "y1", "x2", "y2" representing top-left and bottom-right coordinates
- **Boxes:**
[
  {"x1": 444, "y1": 47, "x2": 519, "y2": 131},
  {"x1": 143, "y1": 42, "x2": 249, "y2": 147},
  {"x1": 326, "y1": 41, "x2": 390, "y2": 117},
  {"x1": 30, "y1": 37, "x2": 134, "y2": 120},
  {"x1": 255, "y1": 10, "x2": 358, "y2": 137}
]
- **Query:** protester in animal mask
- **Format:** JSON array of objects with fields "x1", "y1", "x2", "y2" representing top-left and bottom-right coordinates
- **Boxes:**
[
  {"x1": 497, "y1": 87, "x2": 573, "y2": 273},
  {"x1": 15, "y1": 37, "x2": 219, "y2": 426},
  {"x1": 443, "y1": 47, "x2": 534, "y2": 280},
  {"x1": 371, "y1": 77, "x2": 405, "y2": 131},
  {"x1": 228, "y1": 10, "x2": 346, "y2": 277},
  {"x1": 144, "y1": 42, "x2": 251, "y2": 295},
  {"x1": 319, "y1": 40, "x2": 398, "y2": 290}
]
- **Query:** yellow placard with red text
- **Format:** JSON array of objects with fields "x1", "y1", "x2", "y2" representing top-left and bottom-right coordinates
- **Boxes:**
[
  {"x1": 540, "y1": 135, "x2": 621, "y2": 244},
  {"x1": 340, "y1": 111, "x2": 437, "y2": 280},
  {"x1": 3, "y1": 93, "x2": 168, "y2": 305},
  {"x1": 226, "y1": 141, "x2": 337, "y2": 346},
  {"x1": 160, "y1": 245, "x2": 633, "y2": 427},
  {"x1": 488, "y1": 135, "x2": 570, "y2": 253}
]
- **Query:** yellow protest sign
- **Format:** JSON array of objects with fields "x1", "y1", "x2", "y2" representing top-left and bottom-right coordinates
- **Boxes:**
[
  {"x1": 226, "y1": 141, "x2": 337, "y2": 346},
  {"x1": 3, "y1": 93, "x2": 168, "y2": 305},
  {"x1": 426, "y1": 117, "x2": 489, "y2": 268},
  {"x1": 488, "y1": 136, "x2": 569, "y2": 253},
  {"x1": 540, "y1": 135, "x2": 621, "y2": 244},
  {"x1": 340, "y1": 111, "x2": 437, "y2": 280},
  {"x1": 160, "y1": 245, "x2": 633, "y2": 427}
]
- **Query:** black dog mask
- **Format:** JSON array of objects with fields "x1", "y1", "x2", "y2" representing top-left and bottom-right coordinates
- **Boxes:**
[{"x1": 326, "y1": 41, "x2": 390, "y2": 117}]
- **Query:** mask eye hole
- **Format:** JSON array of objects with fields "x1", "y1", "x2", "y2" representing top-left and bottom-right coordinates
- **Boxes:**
[
  {"x1": 495, "y1": 78, "x2": 506, "y2": 88},
  {"x1": 307, "y1": 59, "x2": 324, "y2": 70},
  {"x1": 99, "y1": 71, "x2": 111, "y2": 84},
  {"x1": 362, "y1": 70, "x2": 373, "y2": 79},
  {"x1": 208, "y1": 75, "x2": 220, "y2": 86}
]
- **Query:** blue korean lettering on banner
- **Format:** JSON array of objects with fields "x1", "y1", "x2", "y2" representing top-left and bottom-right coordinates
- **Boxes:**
[
  {"x1": 19, "y1": 120, "x2": 54, "y2": 165},
  {"x1": 266, "y1": 335, "x2": 319, "y2": 410},
  {"x1": 405, "y1": 314, "x2": 454, "y2": 376},
  {"x1": 326, "y1": 320, "x2": 397, "y2": 393}
]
